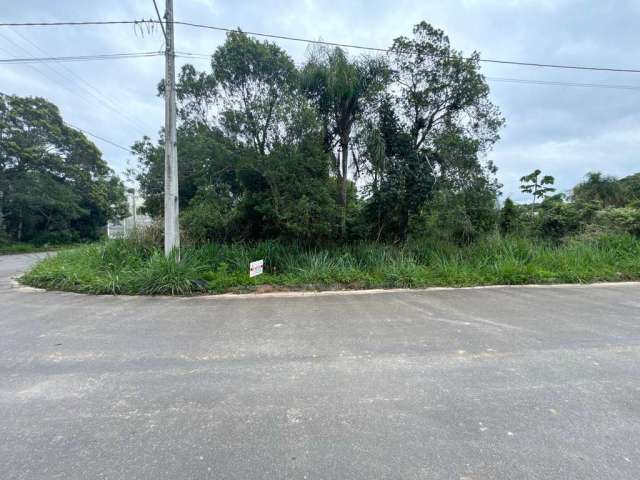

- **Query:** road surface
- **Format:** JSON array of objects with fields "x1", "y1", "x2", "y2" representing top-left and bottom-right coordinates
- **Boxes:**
[{"x1": 1, "y1": 252, "x2": 640, "y2": 479}]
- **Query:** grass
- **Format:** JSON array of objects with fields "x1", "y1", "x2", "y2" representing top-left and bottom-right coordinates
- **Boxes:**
[
  {"x1": 0, "y1": 241, "x2": 80, "y2": 256},
  {"x1": 20, "y1": 233, "x2": 640, "y2": 295}
]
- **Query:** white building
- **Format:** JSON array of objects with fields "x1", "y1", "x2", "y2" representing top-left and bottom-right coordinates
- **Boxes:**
[{"x1": 107, "y1": 191, "x2": 154, "y2": 239}]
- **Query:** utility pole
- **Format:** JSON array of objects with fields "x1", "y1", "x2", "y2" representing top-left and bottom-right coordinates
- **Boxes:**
[
  {"x1": 131, "y1": 188, "x2": 137, "y2": 232},
  {"x1": 162, "y1": 0, "x2": 180, "y2": 258},
  {"x1": 126, "y1": 187, "x2": 137, "y2": 235}
]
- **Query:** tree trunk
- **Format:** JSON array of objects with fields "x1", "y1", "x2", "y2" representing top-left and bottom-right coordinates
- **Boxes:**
[
  {"x1": 531, "y1": 197, "x2": 535, "y2": 217},
  {"x1": 340, "y1": 141, "x2": 348, "y2": 237}
]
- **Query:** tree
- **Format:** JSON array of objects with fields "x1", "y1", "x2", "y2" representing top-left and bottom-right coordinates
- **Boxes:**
[
  {"x1": 137, "y1": 34, "x2": 342, "y2": 244},
  {"x1": 213, "y1": 31, "x2": 298, "y2": 156},
  {"x1": 537, "y1": 194, "x2": 583, "y2": 240},
  {"x1": 136, "y1": 21, "x2": 507, "y2": 246},
  {"x1": 573, "y1": 171, "x2": 627, "y2": 209},
  {"x1": 0, "y1": 94, "x2": 127, "y2": 243},
  {"x1": 133, "y1": 123, "x2": 240, "y2": 218},
  {"x1": 361, "y1": 21, "x2": 504, "y2": 242},
  {"x1": 499, "y1": 198, "x2": 519, "y2": 235},
  {"x1": 301, "y1": 47, "x2": 387, "y2": 235},
  {"x1": 235, "y1": 136, "x2": 340, "y2": 242},
  {"x1": 520, "y1": 169, "x2": 555, "y2": 214},
  {"x1": 173, "y1": 64, "x2": 218, "y2": 125},
  {"x1": 362, "y1": 96, "x2": 434, "y2": 240},
  {"x1": 619, "y1": 173, "x2": 640, "y2": 203},
  {"x1": 389, "y1": 22, "x2": 503, "y2": 160}
]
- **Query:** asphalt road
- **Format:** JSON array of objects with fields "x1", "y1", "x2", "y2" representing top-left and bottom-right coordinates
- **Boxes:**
[{"x1": 1, "y1": 253, "x2": 640, "y2": 479}]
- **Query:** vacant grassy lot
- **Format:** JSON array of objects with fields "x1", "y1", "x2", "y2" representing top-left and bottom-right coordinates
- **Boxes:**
[{"x1": 20, "y1": 234, "x2": 640, "y2": 295}]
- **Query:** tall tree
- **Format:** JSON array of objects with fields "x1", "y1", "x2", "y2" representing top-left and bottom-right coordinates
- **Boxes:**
[
  {"x1": 389, "y1": 22, "x2": 503, "y2": 161},
  {"x1": 360, "y1": 22, "x2": 503, "y2": 241},
  {"x1": 362, "y1": 96, "x2": 434, "y2": 240},
  {"x1": 138, "y1": 32, "x2": 342, "y2": 243},
  {"x1": 0, "y1": 94, "x2": 127, "y2": 243},
  {"x1": 302, "y1": 47, "x2": 387, "y2": 234},
  {"x1": 213, "y1": 31, "x2": 298, "y2": 155}
]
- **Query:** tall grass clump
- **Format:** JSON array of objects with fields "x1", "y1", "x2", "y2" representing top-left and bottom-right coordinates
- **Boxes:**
[{"x1": 21, "y1": 233, "x2": 640, "y2": 295}]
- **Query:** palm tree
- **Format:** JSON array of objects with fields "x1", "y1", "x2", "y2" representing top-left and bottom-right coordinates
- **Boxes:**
[{"x1": 302, "y1": 47, "x2": 387, "y2": 235}]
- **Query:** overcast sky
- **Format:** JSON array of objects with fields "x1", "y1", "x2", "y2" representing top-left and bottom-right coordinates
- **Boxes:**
[{"x1": 2, "y1": 0, "x2": 640, "y2": 201}]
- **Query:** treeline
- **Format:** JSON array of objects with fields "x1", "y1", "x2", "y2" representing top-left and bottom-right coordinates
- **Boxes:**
[
  {"x1": 0, "y1": 94, "x2": 127, "y2": 245},
  {"x1": 3, "y1": 21, "x2": 638, "y2": 249},
  {"x1": 134, "y1": 22, "x2": 505, "y2": 245},
  {"x1": 502, "y1": 170, "x2": 640, "y2": 240}
]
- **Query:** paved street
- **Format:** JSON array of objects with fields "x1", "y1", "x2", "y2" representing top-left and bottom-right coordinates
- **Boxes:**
[{"x1": 1, "y1": 253, "x2": 640, "y2": 479}]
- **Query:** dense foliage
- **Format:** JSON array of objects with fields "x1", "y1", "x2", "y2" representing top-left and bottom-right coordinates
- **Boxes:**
[
  {"x1": 134, "y1": 24, "x2": 640, "y2": 250},
  {"x1": 498, "y1": 170, "x2": 640, "y2": 241},
  {"x1": 134, "y1": 22, "x2": 504, "y2": 245},
  {"x1": 15, "y1": 21, "x2": 640, "y2": 293},
  {"x1": 0, "y1": 94, "x2": 127, "y2": 245}
]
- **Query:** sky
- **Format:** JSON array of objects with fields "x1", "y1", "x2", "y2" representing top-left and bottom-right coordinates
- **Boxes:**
[{"x1": 2, "y1": 0, "x2": 640, "y2": 201}]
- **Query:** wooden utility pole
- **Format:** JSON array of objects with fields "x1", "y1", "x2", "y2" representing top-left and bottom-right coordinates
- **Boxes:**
[{"x1": 163, "y1": 0, "x2": 180, "y2": 258}]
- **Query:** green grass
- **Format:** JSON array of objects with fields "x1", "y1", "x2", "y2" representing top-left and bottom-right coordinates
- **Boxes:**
[
  {"x1": 0, "y1": 241, "x2": 80, "y2": 256},
  {"x1": 20, "y1": 234, "x2": 640, "y2": 295}
]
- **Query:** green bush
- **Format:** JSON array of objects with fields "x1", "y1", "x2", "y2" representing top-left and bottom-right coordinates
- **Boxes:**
[
  {"x1": 411, "y1": 188, "x2": 498, "y2": 245},
  {"x1": 594, "y1": 208, "x2": 640, "y2": 236},
  {"x1": 537, "y1": 200, "x2": 582, "y2": 240},
  {"x1": 181, "y1": 187, "x2": 238, "y2": 243}
]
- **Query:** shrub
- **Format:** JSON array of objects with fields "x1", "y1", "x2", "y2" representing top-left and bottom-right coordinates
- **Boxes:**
[
  {"x1": 537, "y1": 200, "x2": 582, "y2": 240},
  {"x1": 594, "y1": 208, "x2": 640, "y2": 236},
  {"x1": 181, "y1": 187, "x2": 237, "y2": 244},
  {"x1": 129, "y1": 219, "x2": 165, "y2": 249},
  {"x1": 499, "y1": 198, "x2": 520, "y2": 235},
  {"x1": 411, "y1": 189, "x2": 498, "y2": 245}
]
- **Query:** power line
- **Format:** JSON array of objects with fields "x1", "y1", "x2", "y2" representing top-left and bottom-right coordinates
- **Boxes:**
[
  {"x1": 0, "y1": 32, "x2": 152, "y2": 136},
  {"x1": 0, "y1": 87, "x2": 133, "y2": 153},
  {"x1": 172, "y1": 52, "x2": 640, "y2": 91},
  {"x1": 64, "y1": 122, "x2": 133, "y2": 153},
  {"x1": 486, "y1": 76, "x2": 640, "y2": 91},
  {"x1": 0, "y1": 51, "x2": 162, "y2": 64},
  {"x1": 2, "y1": 19, "x2": 640, "y2": 74},
  {"x1": 174, "y1": 22, "x2": 640, "y2": 74},
  {"x1": 479, "y1": 58, "x2": 640, "y2": 74},
  {"x1": 175, "y1": 51, "x2": 209, "y2": 59},
  {"x1": 0, "y1": 37, "x2": 91, "y2": 108},
  {"x1": 0, "y1": 20, "x2": 149, "y2": 27},
  {"x1": 6, "y1": 29, "x2": 160, "y2": 134},
  {"x1": 176, "y1": 21, "x2": 390, "y2": 52},
  {"x1": 3, "y1": 45, "x2": 638, "y2": 93}
]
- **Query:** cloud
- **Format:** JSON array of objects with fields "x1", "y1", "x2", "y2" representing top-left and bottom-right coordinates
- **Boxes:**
[{"x1": 1, "y1": 0, "x2": 638, "y2": 197}]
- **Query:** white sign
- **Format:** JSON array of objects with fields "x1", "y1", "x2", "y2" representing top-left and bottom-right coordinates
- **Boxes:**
[{"x1": 249, "y1": 259, "x2": 264, "y2": 277}]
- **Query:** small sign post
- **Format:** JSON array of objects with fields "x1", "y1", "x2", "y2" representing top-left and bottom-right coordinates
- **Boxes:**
[{"x1": 249, "y1": 259, "x2": 264, "y2": 278}]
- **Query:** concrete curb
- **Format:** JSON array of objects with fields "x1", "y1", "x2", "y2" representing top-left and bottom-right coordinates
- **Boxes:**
[
  {"x1": 11, "y1": 275, "x2": 640, "y2": 300},
  {"x1": 196, "y1": 280, "x2": 640, "y2": 299}
]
